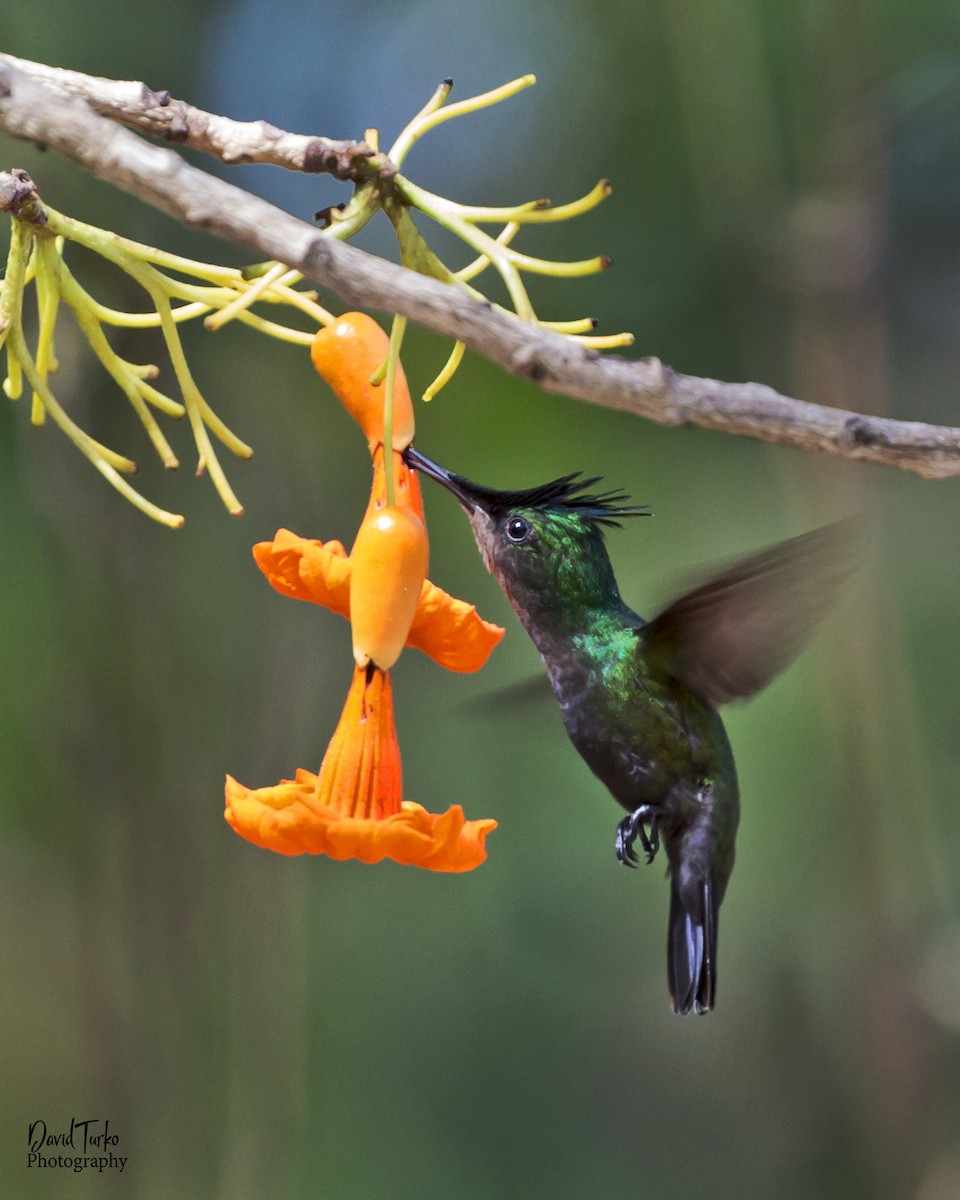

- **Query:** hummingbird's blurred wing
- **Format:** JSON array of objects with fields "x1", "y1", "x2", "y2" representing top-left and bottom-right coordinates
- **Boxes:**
[
  {"x1": 640, "y1": 520, "x2": 856, "y2": 706},
  {"x1": 455, "y1": 673, "x2": 554, "y2": 716}
]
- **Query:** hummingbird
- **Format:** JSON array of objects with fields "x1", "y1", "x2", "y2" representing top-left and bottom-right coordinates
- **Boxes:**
[{"x1": 403, "y1": 444, "x2": 850, "y2": 1015}]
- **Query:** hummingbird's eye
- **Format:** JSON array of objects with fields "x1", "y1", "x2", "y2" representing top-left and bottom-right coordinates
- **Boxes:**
[{"x1": 506, "y1": 516, "x2": 530, "y2": 543}]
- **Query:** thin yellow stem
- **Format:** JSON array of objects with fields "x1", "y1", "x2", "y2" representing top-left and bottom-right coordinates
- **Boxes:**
[
  {"x1": 456, "y1": 223, "x2": 521, "y2": 282},
  {"x1": 49, "y1": 247, "x2": 180, "y2": 468},
  {"x1": 204, "y1": 260, "x2": 288, "y2": 330},
  {"x1": 9, "y1": 327, "x2": 183, "y2": 526},
  {"x1": 541, "y1": 317, "x2": 598, "y2": 334},
  {"x1": 155, "y1": 295, "x2": 247, "y2": 514},
  {"x1": 491, "y1": 179, "x2": 612, "y2": 225},
  {"x1": 100, "y1": 238, "x2": 243, "y2": 286},
  {"x1": 136, "y1": 378, "x2": 187, "y2": 417},
  {"x1": 66, "y1": 240, "x2": 253, "y2": 473},
  {"x1": 383, "y1": 316, "x2": 407, "y2": 506},
  {"x1": 121, "y1": 360, "x2": 160, "y2": 381},
  {"x1": 389, "y1": 78, "x2": 454, "y2": 168},
  {"x1": 156, "y1": 274, "x2": 320, "y2": 340},
  {"x1": 423, "y1": 340, "x2": 465, "y2": 401},
  {"x1": 573, "y1": 331, "x2": 635, "y2": 349},
  {"x1": 142, "y1": 276, "x2": 324, "y2": 339},
  {"x1": 0, "y1": 217, "x2": 33, "y2": 361},
  {"x1": 321, "y1": 181, "x2": 382, "y2": 243},
  {"x1": 227, "y1": 312, "x2": 315, "y2": 345},
  {"x1": 396, "y1": 177, "x2": 534, "y2": 317},
  {"x1": 52, "y1": 207, "x2": 327, "y2": 339},
  {"x1": 502, "y1": 247, "x2": 611, "y2": 277},
  {"x1": 392, "y1": 75, "x2": 536, "y2": 163},
  {"x1": 30, "y1": 239, "x2": 61, "y2": 425},
  {"x1": 91, "y1": 298, "x2": 211, "y2": 327},
  {"x1": 265, "y1": 281, "x2": 334, "y2": 328},
  {"x1": 49, "y1": 249, "x2": 183, "y2": 415},
  {"x1": 3, "y1": 350, "x2": 23, "y2": 399},
  {"x1": 428, "y1": 197, "x2": 549, "y2": 223}
]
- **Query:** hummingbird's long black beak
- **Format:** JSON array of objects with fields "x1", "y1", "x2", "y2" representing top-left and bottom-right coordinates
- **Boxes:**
[{"x1": 402, "y1": 445, "x2": 481, "y2": 514}]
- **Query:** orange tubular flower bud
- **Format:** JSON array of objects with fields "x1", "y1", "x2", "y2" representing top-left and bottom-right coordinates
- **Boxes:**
[
  {"x1": 311, "y1": 313, "x2": 416, "y2": 451},
  {"x1": 350, "y1": 504, "x2": 429, "y2": 671}
]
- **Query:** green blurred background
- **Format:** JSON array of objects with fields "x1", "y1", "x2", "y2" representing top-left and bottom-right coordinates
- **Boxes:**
[{"x1": 4, "y1": 2, "x2": 960, "y2": 1197}]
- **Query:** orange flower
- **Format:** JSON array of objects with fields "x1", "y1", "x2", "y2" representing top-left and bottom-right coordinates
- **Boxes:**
[
  {"x1": 226, "y1": 312, "x2": 502, "y2": 870},
  {"x1": 252, "y1": 449, "x2": 504, "y2": 674},
  {"x1": 225, "y1": 667, "x2": 496, "y2": 870}
]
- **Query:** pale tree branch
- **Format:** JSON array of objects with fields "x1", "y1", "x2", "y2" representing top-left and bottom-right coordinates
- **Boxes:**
[
  {"x1": 0, "y1": 53, "x2": 379, "y2": 177},
  {"x1": 1, "y1": 56, "x2": 959, "y2": 480}
]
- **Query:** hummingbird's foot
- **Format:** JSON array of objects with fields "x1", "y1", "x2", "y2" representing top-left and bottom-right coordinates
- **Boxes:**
[
  {"x1": 643, "y1": 814, "x2": 660, "y2": 864},
  {"x1": 615, "y1": 807, "x2": 659, "y2": 868}
]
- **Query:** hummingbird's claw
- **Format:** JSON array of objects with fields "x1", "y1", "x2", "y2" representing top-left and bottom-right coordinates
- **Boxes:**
[
  {"x1": 615, "y1": 806, "x2": 659, "y2": 867},
  {"x1": 644, "y1": 814, "x2": 660, "y2": 865},
  {"x1": 616, "y1": 824, "x2": 639, "y2": 867}
]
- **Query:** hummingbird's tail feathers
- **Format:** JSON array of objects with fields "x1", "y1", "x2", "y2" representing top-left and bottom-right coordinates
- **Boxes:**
[{"x1": 667, "y1": 875, "x2": 717, "y2": 1015}]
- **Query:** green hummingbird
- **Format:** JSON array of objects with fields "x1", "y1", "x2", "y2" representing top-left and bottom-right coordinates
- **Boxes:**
[{"x1": 403, "y1": 444, "x2": 850, "y2": 1015}]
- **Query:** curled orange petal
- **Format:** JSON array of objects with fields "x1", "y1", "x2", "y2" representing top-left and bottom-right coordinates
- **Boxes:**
[
  {"x1": 253, "y1": 531, "x2": 504, "y2": 672},
  {"x1": 311, "y1": 313, "x2": 415, "y2": 451},
  {"x1": 407, "y1": 581, "x2": 505, "y2": 672},
  {"x1": 226, "y1": 775, "x2": 496, "y2": 871},
  {"x1": 225, "y1": 666, "x2": 496, "y2": 871},
  {"x1": 253, "y1": 529, "x2": 351, "y2": 612}
]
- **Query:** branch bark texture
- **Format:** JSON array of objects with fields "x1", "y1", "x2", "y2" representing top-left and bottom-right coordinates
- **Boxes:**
[{"x1": 1, "y1": 55, "x2": 959, "y2": 480}]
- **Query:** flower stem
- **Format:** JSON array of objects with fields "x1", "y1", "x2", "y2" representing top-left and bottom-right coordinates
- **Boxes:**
[
  {"x1": 423, "y1": 340, "x2": 465, "y2": 401},
  {"x1": 388, "y1": 78, "x2": 454, "y2": 169},
  {"x1": 456, "y1": 223, "x2": 520, "y2": 282},
  {"x1": 29, "y1": 237, "x2": 61, "y2": 425},
  {"x1": 0, "y1": 217, "x2": 32, "y2": 362},
  {"x1": 8, "y1": 326, "x2": 184, "y2": 527},
  {"x1": 389, "y1": 75, "x2": 536, "y2": 168},
  {"x1": 383, "y1": 315, "x2": 407, "y2": 506},
  {"x1": 46, "y1": 243, "x2": 181, "y2": 468},
  {"x1": 322, "y1": 181, "x2": 381, "y2": 243}
]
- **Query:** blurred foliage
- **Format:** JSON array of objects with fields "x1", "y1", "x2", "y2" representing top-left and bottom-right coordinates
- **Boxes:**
[{"x1": 4, "y1": 2, "x2": 960, "y2": 1198}]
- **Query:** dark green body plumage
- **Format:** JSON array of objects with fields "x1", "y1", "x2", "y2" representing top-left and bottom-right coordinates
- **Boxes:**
[
  {"x1": 404, "y1": 446, "x2": 848, "y2": 1015},
  {"x1": 471, "y1": 501, "x2": 738, "y2": 1012}
]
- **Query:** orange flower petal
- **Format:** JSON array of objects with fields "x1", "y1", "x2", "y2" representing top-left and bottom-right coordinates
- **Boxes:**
[
  {"x1": 253, "y1": 532, "x2": 505, "y2": 672},
  {"x1": 253, "y1": 530, "x2": 351, "y2": 614},
  {"x1": 225, "y1": 775, "x2": 496, "y2": 871},
  {"x1": 407, "y1": 582, "x2": 505, "y2": 673}
]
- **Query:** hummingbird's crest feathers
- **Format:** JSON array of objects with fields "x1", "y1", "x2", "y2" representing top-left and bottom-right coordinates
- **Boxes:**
[
  {"x1": 642, "y1": 519, "x2": 856, "y2": 707},
  {"x1": 449, "y1": 471, "x2": 648, "y2": 528},
  {"x1": 401, "y1": 446, "x2": 647, "y2": 528}
]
